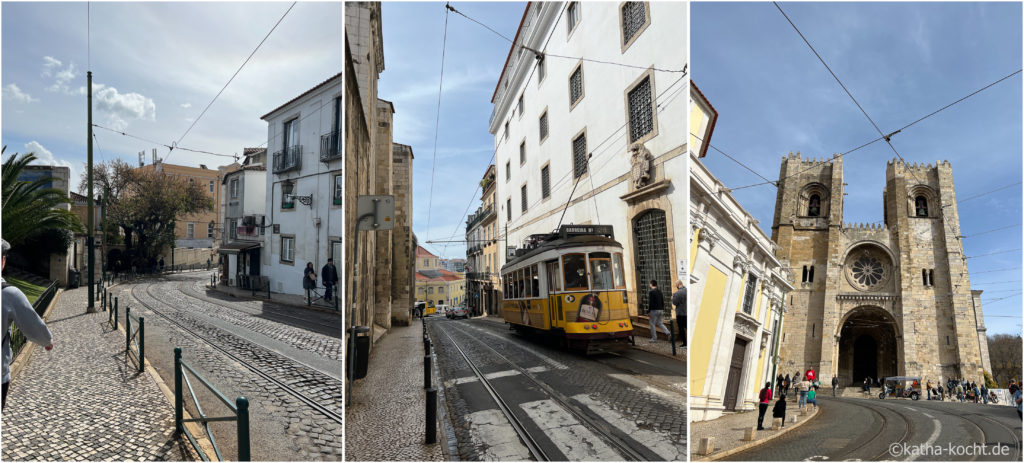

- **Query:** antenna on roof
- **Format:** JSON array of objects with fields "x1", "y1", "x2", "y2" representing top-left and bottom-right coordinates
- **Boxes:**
[{"x1": 138, "y1": 151, "x2": 145, "y2": 167}]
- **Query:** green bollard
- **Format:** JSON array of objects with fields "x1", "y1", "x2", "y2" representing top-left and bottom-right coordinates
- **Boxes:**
[
  {"x1": 237, "y1": 397, "x2": 251, "y2": 461},
  {"x1": 125, "y1": 306, "x2": 131, "y2": 353},
  {"x1": 138, "y1": 317, "x2": 145, "y2": 372},
  {"x1": 174, "y1": 347, "x2": 183, "y2": 434}
]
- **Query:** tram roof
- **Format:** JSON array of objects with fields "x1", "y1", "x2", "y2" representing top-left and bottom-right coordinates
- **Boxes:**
[{"x1": 501, "y1": 235, "x2": 622, "y2": 271}]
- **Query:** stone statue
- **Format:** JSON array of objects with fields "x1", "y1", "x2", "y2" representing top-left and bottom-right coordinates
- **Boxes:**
[{"x1": 629, "y1": 142, "x2": 653, "y2": 189}]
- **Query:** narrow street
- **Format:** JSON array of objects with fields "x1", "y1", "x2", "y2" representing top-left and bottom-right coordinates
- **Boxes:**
[
  {"x1": 116, "y1": 272, "x2": 342, "y2": 461},
  {"x1": 427, "y1": 316, "x2": 685, "y2": 461}
]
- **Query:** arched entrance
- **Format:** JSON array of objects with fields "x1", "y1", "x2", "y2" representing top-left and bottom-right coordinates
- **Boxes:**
[
  {"x1": 632, "y1": 209, "x2": 671, "y2": 314},
  {"x1": 837, "y1": 306, "x2": 900, "y2": 386}
]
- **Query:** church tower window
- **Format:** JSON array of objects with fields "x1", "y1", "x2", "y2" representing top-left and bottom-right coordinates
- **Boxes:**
[
  {"x1": 808, "y1": 194, "x2": 821, "y2": 217},
  {"x1": 915, "y1": 195, "x2": 928, "y2": 217}
]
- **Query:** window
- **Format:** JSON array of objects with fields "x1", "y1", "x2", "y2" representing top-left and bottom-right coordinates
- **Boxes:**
[
  {"x1": 504, "y1": 121, "x2": 510, "y2": 140},
  {"x1": 283, "y1": 118, "x2": 298, "y2": 150},
  {"x1": 922, "y1": 269, "x2": 928, "y2": 286},
  {"x1": 230, "y1": 179, "x2": 240, "y2": 199},
  {"x1": 627, "y1": 75, "x2": 655, "y2": 143},
  {"x1": 562, "y1": 253, "x2": 588, "y2": 290},
  {"x1": 802, "y1": 266, "x2": 808, "y2": 283},
  {"x1": 808, "y1": 194, "x2": 821, "y2": 217},
  {"x1": 546, "y1": 261, "x2": 561, "y2": 292},
  {"x1": 531, "y1": 264, "x2": 540, "y2": 297},
  {"x1": 569, "y1": 64, "x2": 584, "y2": 107},
  {"x1": 281, "y1": 182, "x2": 294, "y2": 209},
  {"x1": 520, "y1": 141, "x2": 526, "y2": 165},
  {"x1": 539, "y1": 111, "x2": 549, "y2": 142},
  {"x1": 424, "y1": 259, "x2": 429, "y2": 267},
  {"x1": 521, "y1": 184, "x2": 528, "y2": 213},
  {"x1": 915, "y1": 196, "x2": 928, "y2": 217},
  {"x1": 186, "y1": 223, "x2": 195, "y2": 239},
  {"x1": 281, "y1": 236, "x2": 295, "y2": 262},
  {"x1": 537, "y1": 57, "x2": 546, "y2": 83},
  {"x1": 589, "y1": 252, "x2": 613, "y2": 290},
  {"x1": 207, "y1": 222, "x2": 214, "y2": 238},
  {"x1": 518, "y1": 94, "x2": 524, "y2": 117},
  {"x1": 507, "y1": 198, "x2": 512, "y2": 221},
  {"x1": 612, "y1": 253, "x2": 626, "y2": 288},
  {"x1": 802, "y1": 265, "x2": 815, "y2": 283},
  {"x1": 229, "y1": 219, "x2": 238, "y2": 239},
  {"x1": 333, "y1": 174, "x2": 342, "y2": 205},
  {"x1": 541, "y1": 165, "x2": 551, "y2": 199},
  {"x1": 929, "y1": 270, "x2": 934, "y2": 286},
  {"x1": 741, "y1": 275, "x2": 758, "y2": 314},
  {"x1": 620, "y1": 2, "x2": 649, "y2": 49},
  {"x1": 572, "y1": 131, "x2": 588, "y2": 178},
  {"x1": 209, "y1": 180, "x2": 215, "y2": 193},
  {"x1": 567, "y1": 2, "x2": 580, "y2": 34},
  {"x1": 923, "y1": 268, "x2": 935, "y2": 287},
  {"x1": 506, "y1": 161, "x2": 511, "y2": 181}
]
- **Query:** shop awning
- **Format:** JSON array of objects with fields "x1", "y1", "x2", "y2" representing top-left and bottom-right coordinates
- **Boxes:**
[{"x1": 217, "y1": 242, "x2": 261, "y2": 254}]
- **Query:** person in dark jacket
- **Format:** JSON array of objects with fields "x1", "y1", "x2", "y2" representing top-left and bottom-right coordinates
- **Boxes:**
[
  {"x1": 303, "y1": 262, "x2": 317, "y2": 302},
  {"x1": 772, "y1": 394, "x2": 787, "y2": 428},
  {"x1": 671, "y1": 280, "x2": 686, "y2": 347},
  {"x1": 757, "y1": 382, "x2": 773, "y2": 430},
  {"x1": 832, "y1": 375, "x2": 839, "y2": 397},
  {"x1": 647, "y1": 280, "x2": 669, "y2": 342},
  {"x1": 784, "y1": 374, "x2": 791, "y2": 394},
  {"x1": 321, "y1": 258, "x2": 339, "y2": 302}
]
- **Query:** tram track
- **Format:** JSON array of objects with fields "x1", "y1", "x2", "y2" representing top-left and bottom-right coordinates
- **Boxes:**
[
  {"x1": 129, "y1": 281, "x2": 344, "y2": 426},
  {"x1": 835, "y1": 398, "x2": 914, "y2": 461},
  {"x1": 437, "y1": 320, "x2": 656, "y2": 461},
  {"x1": 181, "y1": 278, "x2": 340, "y2": 336}
]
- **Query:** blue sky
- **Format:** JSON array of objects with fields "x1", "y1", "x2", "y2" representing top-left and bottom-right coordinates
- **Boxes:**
[
  {"x1": 692, "y1": 2, "x2": 1022, "y2": 335},
  {"x1": 2, "y1": 1, "x2": 340, "y2": 186},
  {"x1": 378, "y1": 2, "x2": 525, "y2": 259}
]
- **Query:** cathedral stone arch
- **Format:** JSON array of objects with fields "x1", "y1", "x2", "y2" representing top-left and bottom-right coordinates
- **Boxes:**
[
  {"x1": 842, "y1": 241, "x2": 896, "y2": 293},
  {"x1": 798, "y1": 183, "x2": 830, "y2": 217},
  {"x1": 836, "y1": 305, "x2": 901, "y2": 386},
  {"x1": 907, "y1": 184, "x2": 938, "y2": 218}
]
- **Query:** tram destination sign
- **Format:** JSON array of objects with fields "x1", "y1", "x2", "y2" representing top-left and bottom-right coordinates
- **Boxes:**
[{"x1": 559, "y1": 225, "x2": 614, "y2": 239}]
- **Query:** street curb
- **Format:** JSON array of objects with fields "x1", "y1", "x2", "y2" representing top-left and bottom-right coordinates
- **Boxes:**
[
  {"x1": 695, "y1": 405, "x2": 820, "y2": 461},
  {"x1": 9, "y1": 288, "x2": 64, "y2": 381}
]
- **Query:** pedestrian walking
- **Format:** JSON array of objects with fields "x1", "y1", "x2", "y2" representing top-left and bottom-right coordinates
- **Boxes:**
[
  {"x1": 671, "y1": 280, "x2": 685, "y2": 348},
  {"x1": 832, "y1": 375, "x2": 839, "y2": 397},
  {"x1": 863, "y1": 377, "x2": 871, "y2": 393},
  {"x1": 957, "y1": 383, "x2": 965, "y2": 402},
  {"x1": 646, "y1": 280, "x2": 670, "y2": 342},
  {"x1": 927, "y1": 380, "x2": 932, "y2": 400},
  {"x1": 772, "y1": 394, "x2": 788, "y2": 428},
  {"x1": 784, "y1": 374, "x2": 791, "y2": 394},
  {"x1": 937, "y1": 384, "x2": 944, "y2": 401},
  {"x1": 321, "y1": 258, "x2": 339, "y2": 302},
  {"x1": 159, "y1": 257, "x2": 165, "y2": 272},
  {"x1": 303, "y1": 262, "x2": 317, "y2": 302},
  {"x1": 798, "y1": 376, "x2": 810, "y2": 409},
  {"x1": 807, "y1": 387, "x2": 818, "y2": 410},
  {"x1": 2, "y1": 239, "x2": 54, "y2": 409},
  {"x1": 757, "y1": 382, "x2": 772, "y2": 430},
  {"x1": 776, "y1": 374, "x2": 784, "y2": 393},
  {"x1": 981, "y1": 384, "x2": 988, "y2": 404}
]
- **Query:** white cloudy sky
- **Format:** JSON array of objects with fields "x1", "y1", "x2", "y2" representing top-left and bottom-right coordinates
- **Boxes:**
[{"x1": 2, "y1": 1, "x2": 341, "y2": 189}]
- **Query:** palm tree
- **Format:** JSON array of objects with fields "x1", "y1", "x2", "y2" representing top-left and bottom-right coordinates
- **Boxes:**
[{"x1": 2, "y1": 147, "x2": 84, "y2": 246}]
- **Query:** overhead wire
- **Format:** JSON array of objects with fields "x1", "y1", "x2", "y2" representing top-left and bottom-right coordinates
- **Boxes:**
[
  {"x1": 426, "y1": 5, "x2": 451, "y2": 257},
  {"x1": 965, "y1": 248, "x2": 1022, "y2": 259},
  {"x1": 955, "y1": 182, "x2": 1023, "y2": 205}
]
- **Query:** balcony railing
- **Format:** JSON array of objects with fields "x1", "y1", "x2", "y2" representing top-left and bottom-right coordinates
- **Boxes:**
[
  {"x1": 467, "y1": 272, "x2": 492, "y2": 281},
  {"x1": 273, "y1": 145, "x2": 302, "y2": 173},
  {"x1": 320, "y1": 130, "x2": 340, "y2": 162},
  {"x1": 465, "y1": 205, "x2": 495, "y2": 232}
]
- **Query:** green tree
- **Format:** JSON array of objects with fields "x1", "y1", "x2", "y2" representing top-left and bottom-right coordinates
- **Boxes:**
[{"x1": 1, "y1": 147, "x2": 84, "y2": 246}]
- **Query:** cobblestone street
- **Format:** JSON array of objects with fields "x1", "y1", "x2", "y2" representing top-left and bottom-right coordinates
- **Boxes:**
[{"x1": 1, "y1": 284, "x2": 197, "y2": 461}]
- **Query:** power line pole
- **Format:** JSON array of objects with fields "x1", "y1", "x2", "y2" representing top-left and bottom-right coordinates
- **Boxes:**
[{"x1": 86, "y1": 70, "x2": 97, "y2": 313}]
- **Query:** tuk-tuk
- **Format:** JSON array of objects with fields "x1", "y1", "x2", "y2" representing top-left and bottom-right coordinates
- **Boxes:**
[{"x1": 878, "y1": 376, "x2": 921, "y2": 400}]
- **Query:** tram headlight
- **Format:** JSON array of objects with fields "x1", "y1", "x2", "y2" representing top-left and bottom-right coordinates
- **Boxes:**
[{"x1": 592, "y1": 324, "x2": 598, "y2": 329}]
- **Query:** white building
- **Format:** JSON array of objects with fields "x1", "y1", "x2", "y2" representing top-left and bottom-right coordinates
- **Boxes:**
[
  {"x1": 491, "y1": 2, "x2": 687, "y2": 321},
  {"x1": 689, "y1": 82, "x2": 793, "y2": 421},
  {"x1": 260, "y1": 73, "x2": 342, "y2": 296},
  {"x1": 217, "y1": 149, "x2": 267, "y2": 287}
]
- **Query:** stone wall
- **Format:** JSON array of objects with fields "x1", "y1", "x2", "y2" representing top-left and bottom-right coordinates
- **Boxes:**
[
  {"x1": 391, "y1": 143, "x2": 414, "y2": 326},
  {"x1": 373, "y1": 100, "x2": 395, "y2": 329}
]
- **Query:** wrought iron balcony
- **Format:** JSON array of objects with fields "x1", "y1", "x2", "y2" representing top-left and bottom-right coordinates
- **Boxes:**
[
  {"x1": 273, "y1": 145, "x2": 302, "y2": 173},
  {"x1": 467, "y1": 272, "x2": 491, "y2": 281},
  {"x1": 320, "y1": 130, "x2": 340, "y2": 162},
  {"x1": 465, "y1": 205, "x2": 495, "y2": 232}
]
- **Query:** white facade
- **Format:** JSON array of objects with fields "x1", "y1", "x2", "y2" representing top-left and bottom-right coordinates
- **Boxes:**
[
  {"x1": 261, "y1": 74, "x2": 343, "y2": 296},
  {"x1": 219, "y1": 165, "x2": 267, "y2": 286},
  {"x1": 491, "y1": 2, "x2": 687, "y2": 317}
]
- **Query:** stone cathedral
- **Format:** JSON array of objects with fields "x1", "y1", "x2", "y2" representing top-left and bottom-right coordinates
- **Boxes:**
[{"x1": 771, "y1": 153, "x2": 992, "y2": 386}]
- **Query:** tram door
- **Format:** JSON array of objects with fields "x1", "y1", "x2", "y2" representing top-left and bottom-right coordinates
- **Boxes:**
[{"x1": 546, "y1": 260, "x2": 561, "y2": 329}]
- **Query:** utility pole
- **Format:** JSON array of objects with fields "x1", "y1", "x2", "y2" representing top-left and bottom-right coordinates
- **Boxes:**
[{"x1": 86, "y1": 70, "x2": 97, "y2": 313}]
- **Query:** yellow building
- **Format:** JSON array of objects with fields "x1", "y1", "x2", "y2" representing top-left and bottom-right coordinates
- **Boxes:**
[
  {"x1": 135, "y1": 162, "x2": 222, "y2": 248},
  {"x1": 415, "y1": 246, "x2": 466, "y2": 307}
]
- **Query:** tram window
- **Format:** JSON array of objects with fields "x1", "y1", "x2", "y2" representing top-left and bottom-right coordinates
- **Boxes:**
[
  {"x1": 612, "y1": 253, "x2": 626, "y2": 288},
  {"x1": 517, "y1": 268, "x2": 525, "y2": 299},
  {"x1": 589, "y1": 252, "x2": 613, "y2": 290},
  {"x1": 524, "y1": 266, "x2": 533, "y2": 298},
  {"x1": 531, "y1": 264, "x2": 540, "y2": 297},
  {"x1": 562, "y1": 253, "x2": 589, "y2": 290},
  {"x1": 547, "y1": 261, "x2": 561, "y2": 292}
]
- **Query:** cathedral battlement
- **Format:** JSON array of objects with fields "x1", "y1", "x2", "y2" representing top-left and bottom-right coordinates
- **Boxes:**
[
  {"x1": 842, "y1": 222, "x2": 885, "y2": 232},
  {"x1": 887, "y1": 159, "x2": 952, "y2": 176},
  {"x1": 783, "y1": 151, "x2": 840, "y2": 166}
]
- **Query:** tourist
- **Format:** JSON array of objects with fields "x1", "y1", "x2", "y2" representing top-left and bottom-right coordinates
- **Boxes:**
[
  {"x1": 832, "y1": 375, "x2": 839, "y2": 397},
  {"x1": 757, "y1": 382, "x2": 772, "y2": 430},
  {"x1": 798, "y1": 376, "x2": 810, "y2": 408},
  {"x1": 807, "y1": 387, "x2": 818, "y2": 410},
  {"x1": 772, "y1": 394, "x2": 788, "y2": 428},
  {"x1": 647, "y1": 280, "x2": 670, "y2": 342},
  {"x1": 2, "y1": 239, "x2": 54, "y2": 410},
  {"x1": 926, "y1": 379, "x2": 932, "y2": 400}
]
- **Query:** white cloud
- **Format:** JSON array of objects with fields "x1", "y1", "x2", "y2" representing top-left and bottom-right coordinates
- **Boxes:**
[
  {"x1": 3, "y1": 83, "x2": 39, "y2": 103},
  {"x1": 44, "y1": 59, "x2": 77, "y2": 93},
  {"x1": 41, "y1": 56, "x2": 62, "y2": 77},
  {"x1": 93, "y1": 84, "x2": 157, "y2": 122},
  {"x1": 180, "y1": 103, "x2": 192, "y2": 108},
  {"x1": 23, "y1": 141, "x2": 80, "y2": 190}
]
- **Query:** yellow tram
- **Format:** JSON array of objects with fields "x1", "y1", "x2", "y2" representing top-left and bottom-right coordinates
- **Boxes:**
[{"x1": 500, "y1": 225, "x2": 633, "y2": 351}]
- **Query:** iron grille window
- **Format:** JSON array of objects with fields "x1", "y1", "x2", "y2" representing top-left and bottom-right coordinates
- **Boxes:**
[
  {"x1": 569, "y1": 66, "x2": 583, "y2": 106},
  {"x1": 521, "y1": 185, "x2": 528, "y2": 212},
  {"x1": 572, "y1": 133, "x2": 587, "y2": 178},
  {"x1": 541, "y1": 165, "x2": 551, "y2": 199},
  {"x1": 567, "y1": 2, "x2": 580, "y2": 33},
  {"x1": 539, "y1": 112, "x2": 549, "y2": 141},
  {"x1": 628, "y1": 76, "x2": 654, "y2": 142},
  {"x1": 741, "y1": 275, "x2": 758, "y2": 315},
  {"x1": 520, "y1": 141, "x2": 526, "y2": 165},
  {"x1": 621, "y1": 2, "x2": 646, "y2": 44},
  {"x1": 634, "y1": 209, "x2": 670, "y2": 314}
]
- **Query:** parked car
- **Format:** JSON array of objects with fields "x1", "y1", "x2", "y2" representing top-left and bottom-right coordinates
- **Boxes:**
[
  {"x1": 449, "y1": 306, "x2": 468, "y2": 320},
  {"x1": 436, "y1": 304, "x2": 450, "y2": 317}
]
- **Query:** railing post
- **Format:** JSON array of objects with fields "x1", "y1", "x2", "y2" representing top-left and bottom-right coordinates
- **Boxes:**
[
  {"x1": 424, "y1": 354, "x2": 431, "y2": 389},
  {"x1": 125, "y1": 307, "x2": 131, "y2": 352},
  {"x1": 174, "y1": 347, "x2": 183, "y2": 434},
  {"x1": 426, "y1": 387, "x2": 437, "y2": 444},
  {"x1": 102, "y1": 290, "x2": 106, "y2": 311},
  {"x1": 138, "y1": 317, "x2": 145, "y2": 373},
  {"x1": 237, "y1": 397, "x2": 251, "y2": 461},
  {"x1": 114, "y1": 297, "x2": 118, "y2": 328},
  {"x1": 669, "y1": 320, "x2": 677, "y2": 357}
]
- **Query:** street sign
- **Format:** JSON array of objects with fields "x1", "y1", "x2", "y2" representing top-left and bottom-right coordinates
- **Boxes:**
[{"x1": 356, "y1": 195, "x2": 395, "y2": 231}]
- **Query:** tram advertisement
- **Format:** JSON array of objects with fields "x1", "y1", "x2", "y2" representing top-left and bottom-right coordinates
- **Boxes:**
[{"x1": 575, "y1": 293, "x2": 602, "y2": 322}]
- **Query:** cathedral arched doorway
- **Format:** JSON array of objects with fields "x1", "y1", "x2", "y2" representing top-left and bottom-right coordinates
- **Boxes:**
[
  {"x1": 632, "y1": 208, "x2": 671, "y2": 315},
  {"x1": 837, "y1": 306, "x2": 900, "y2": 386}
]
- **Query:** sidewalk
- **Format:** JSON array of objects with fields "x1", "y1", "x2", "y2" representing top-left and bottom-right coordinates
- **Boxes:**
[
  {"x1": 207, "y1": 281, "x2": 340, "y2": 314},
  {"x1": 345, "y1": 320, "x2": 443, "y2": 461},
  {"x1": 690, "y1": 402, "x2": 819, "y2": 460},
  {"x1": 1, "y1": 285, "x2": 196, "y2": 461}
]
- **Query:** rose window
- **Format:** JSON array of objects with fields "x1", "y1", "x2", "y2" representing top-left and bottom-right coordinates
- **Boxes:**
[{"x1": 851, "y1": 256, "x2": 885, "y2": 287}]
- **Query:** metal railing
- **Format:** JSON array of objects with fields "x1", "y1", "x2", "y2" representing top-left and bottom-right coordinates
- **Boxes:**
[
  {"x1": 9, "y1": 280, "x2": 59, "y2": 359},
  {"x1": 272, "y1": 145, "x2": 302, "y2": 173},
  {"x1": 124, "y1": 306, "x2": 145, "y2": 373},
  {"x1": 174, "y1": 347, "x2": 251, "y2": 461},
  {"x1": 320, "y1": 130, "x2": 340, "y2": 162}
]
